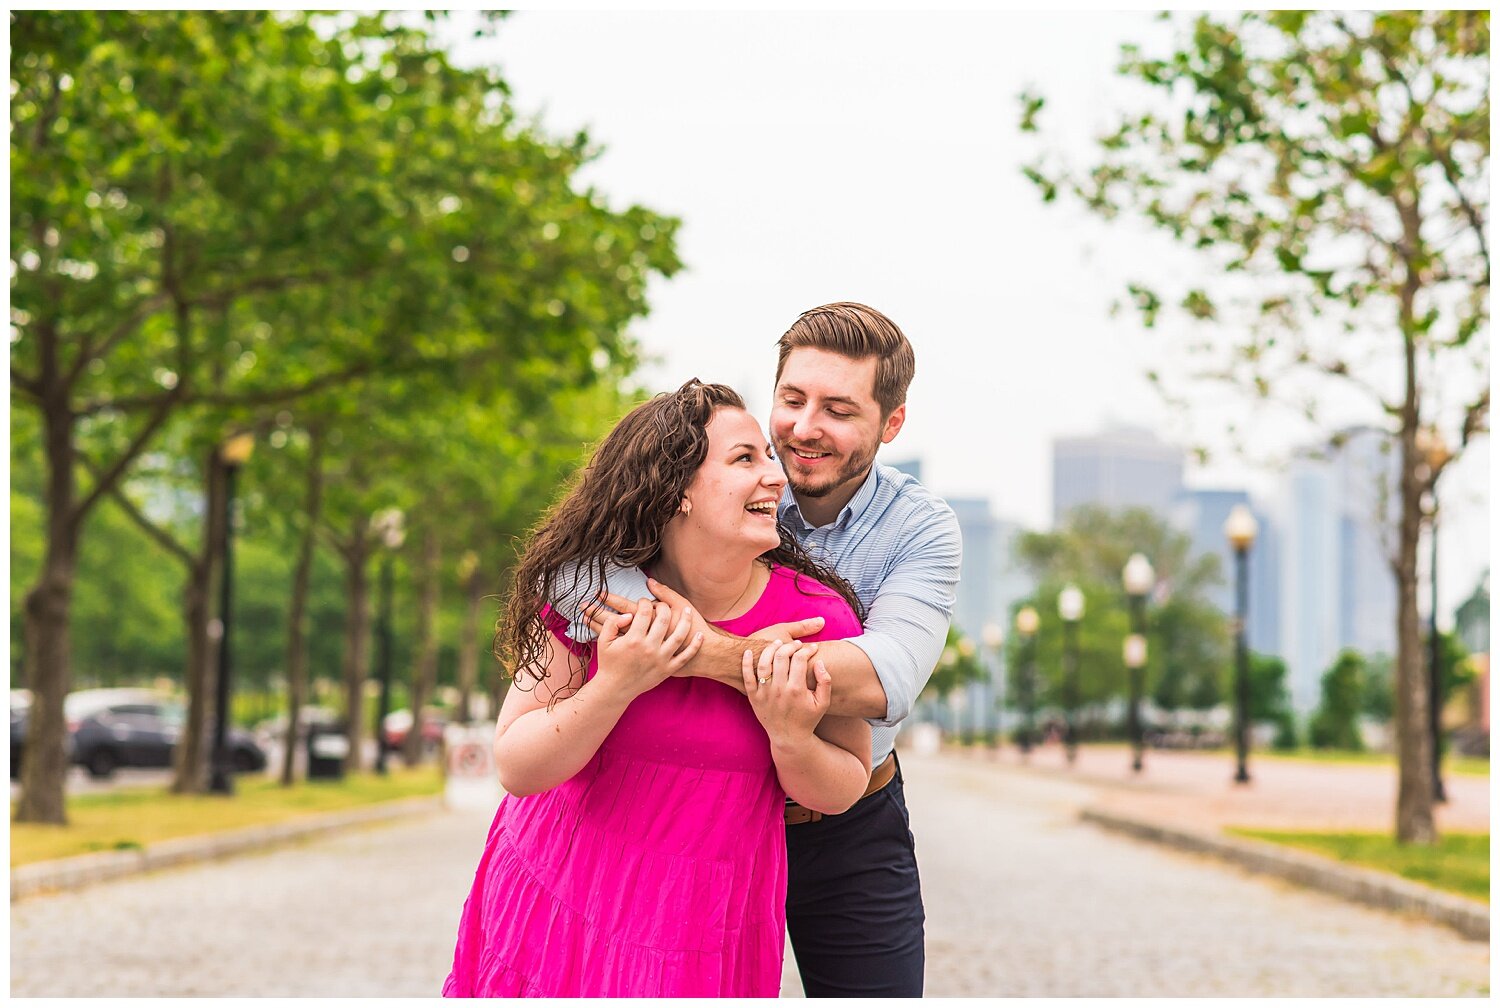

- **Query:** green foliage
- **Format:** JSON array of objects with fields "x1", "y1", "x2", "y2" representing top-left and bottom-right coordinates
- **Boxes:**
[
  {"x1": 8, "y1": 10, "x2": 682, "y2": 791},
  {"x1": 1247, "y1": 652, "x2": 1299, "y2": 749},
  {"x1": 923, "y1": 625, "x2": 986, "y2": 699},
  {"x1": 1361, "y1": 652, "x2": 1396, "y2": 721},
  {"x1": 1005, "y1": 506, "x2": 1230, "y2": 715},
  {"x1": 1308, "y1": 650, "x2": 1367, "y2": 750},
  {"x1": 1019, "y1": 9, "x2": 1488, "y2": 838}
]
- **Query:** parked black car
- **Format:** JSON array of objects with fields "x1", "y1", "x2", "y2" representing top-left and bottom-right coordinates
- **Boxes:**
[{"x1": 68, "y1": 690, "x2": 266, "y2": 779}]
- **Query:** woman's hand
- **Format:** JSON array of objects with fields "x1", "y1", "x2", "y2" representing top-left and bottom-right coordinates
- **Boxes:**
[
  {"x1": 594, "y1": 597, "x2": 703, "y2": 702},
  {"x1": 741, "y1": 640, "x2": 828, "y2": 746}
]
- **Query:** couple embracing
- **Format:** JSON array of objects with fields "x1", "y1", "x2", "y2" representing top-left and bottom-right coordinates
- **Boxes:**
[{"x1": 444, "y1": 303, "x2": 961, "y2": 998}]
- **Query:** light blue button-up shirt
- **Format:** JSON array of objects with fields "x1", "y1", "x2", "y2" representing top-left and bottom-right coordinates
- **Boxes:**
[{"x1": 779, "y1": 463, "x2": 962, "y2": 764}]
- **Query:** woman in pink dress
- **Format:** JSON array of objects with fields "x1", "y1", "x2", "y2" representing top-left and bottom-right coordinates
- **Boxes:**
[{"x1": 443, "y1": 380, "x2": 871, "y2": 998}]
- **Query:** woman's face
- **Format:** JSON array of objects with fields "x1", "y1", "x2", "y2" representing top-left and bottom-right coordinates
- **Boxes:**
[{"x1": 677, "y1": 407, "x2": 786, "y2": 554}]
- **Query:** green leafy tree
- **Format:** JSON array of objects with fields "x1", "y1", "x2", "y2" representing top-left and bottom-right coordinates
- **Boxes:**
[
  {"x1": 1021, "y1": 11, "x2": 1488, "y2": 844},
  {"x1": 11, "y1": 11, "x2": 679, "y2": 817},
  {"x1": 1362, "y1": 653, "x2": 1397, "y2": 721},
  {"x1": 923, "y1": 626, "x2": 986, "y2": 700},
  {"x1": 1007, "y1": 507, "x2": 1230, "y2": 728},
  {"x1": 1309, "y1": 650, "x2": 1367, "y2": 751},
  {"x1": 1248, "y1": 652, "x2": 1298, "y2": 750}
]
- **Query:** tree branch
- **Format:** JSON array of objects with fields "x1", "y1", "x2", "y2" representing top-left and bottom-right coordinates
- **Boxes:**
[
  {"x1": 185, "y1": 266, "x2": 375, "y2": 312},
  {"x1": 11, "y1": 368, "x2": 43, "y2": 399},
  {"x1": 79, "y1": 454, "x2": 195, "y2": 568},
  {"x1": 1459, "y1": 388, "x2": 1489, "y2": 449},
  {"x1": 1358, "y1": 18, "x2": 1490, "y2": 283},
  {"x1": 69, "y1": 384, "x2": 184, "y2": 532},
  {"x1": 63, "y1": 292, "x2": 173, "y2": 388}
]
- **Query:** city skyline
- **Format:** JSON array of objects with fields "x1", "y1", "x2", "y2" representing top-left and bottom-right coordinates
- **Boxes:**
[{"x1": 443, "y1": 10, "x2": 1489, "y2": 623}]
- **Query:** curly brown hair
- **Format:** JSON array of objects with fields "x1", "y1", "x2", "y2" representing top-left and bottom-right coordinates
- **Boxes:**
[{"x1": 497, "y1": 379, "x2": 865, "y2": 697}]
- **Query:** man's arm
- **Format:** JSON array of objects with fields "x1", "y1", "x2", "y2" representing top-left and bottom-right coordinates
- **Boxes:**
[
  {"x1": 589, "y1": 503, "x2": 962, "y2": 724},
  {"x1": 840, "y1": 510, "x2": 963, "y2": 727},
  {"x1": 583, "y1": 582, "x2": 875, "y2": 709}
]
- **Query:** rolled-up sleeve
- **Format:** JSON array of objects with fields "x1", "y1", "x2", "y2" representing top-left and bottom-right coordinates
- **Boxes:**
[{"x1": 844, "y1": 510, "x2": 962, "y2": 727}]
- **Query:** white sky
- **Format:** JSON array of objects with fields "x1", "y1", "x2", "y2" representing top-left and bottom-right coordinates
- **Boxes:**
[{"x1": 440, "y1": 10, "x2": 1490, "y2": 622}]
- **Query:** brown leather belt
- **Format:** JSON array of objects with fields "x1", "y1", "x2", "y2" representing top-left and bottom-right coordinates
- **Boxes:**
[{"x1": 784, "y1": 752, "x2": 896, "y2": 825}]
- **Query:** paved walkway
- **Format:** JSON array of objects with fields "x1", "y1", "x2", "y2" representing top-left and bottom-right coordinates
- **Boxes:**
[
  {"x1": 10, "y1": 748, "x2": 1487, "y2": 997},
  {"x1": 950, "y1": 739, "x2": 1489, "y2": 834}
]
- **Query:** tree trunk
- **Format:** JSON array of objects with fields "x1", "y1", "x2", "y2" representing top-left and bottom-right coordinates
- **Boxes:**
[
  {"x1": 15, "y1": 396, "x2": 79, "y2": 824},
  {"x1": 280, "y1": 429, "x2": 325, "y2": 786},
  {"x1": 172, "y1": 453, "x2": 226, "y2": 795},
  {"x1": 1393, "y1": 332, "x2": 1437, "y2": 844},
  {"x1": 403, "y1": 527, "x2": 441, "y2": 765},
  {"x1": 457, "y1": 568, "x2": 482, "y2": 725},
  {"x1": 339, "y1": 521, "x2": 372, "y2": 772}
]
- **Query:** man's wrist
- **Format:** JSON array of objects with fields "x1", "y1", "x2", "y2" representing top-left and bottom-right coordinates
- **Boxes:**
[{"x1": 696, "y1": 631, "x2": 753, "y2": 682}]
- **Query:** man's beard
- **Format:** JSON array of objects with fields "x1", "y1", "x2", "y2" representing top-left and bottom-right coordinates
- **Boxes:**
[{"x1": 779, "y1": 437, "x2": 878, "y2": 499}]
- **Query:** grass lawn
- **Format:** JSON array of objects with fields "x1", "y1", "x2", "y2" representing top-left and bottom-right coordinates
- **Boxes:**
[
  {"x1": 1230, "y1": 828, "x2": 1489, "y2": 903},
  {"x1": 10, "y1": 765, "x2": 443, "y2": 868}
]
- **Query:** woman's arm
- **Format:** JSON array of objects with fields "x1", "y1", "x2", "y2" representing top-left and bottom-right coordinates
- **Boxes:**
[
  {"x1": 742, "y1": 642, "x2": 873, "y2": 814},
  {"x1": 494, "y1": 599, "x2": 702, "y2": 796}
]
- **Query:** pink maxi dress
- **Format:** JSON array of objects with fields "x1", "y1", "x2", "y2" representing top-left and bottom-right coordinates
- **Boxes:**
[{"x1": 443, "y1": 564, "x2": 861, "y2": 998}]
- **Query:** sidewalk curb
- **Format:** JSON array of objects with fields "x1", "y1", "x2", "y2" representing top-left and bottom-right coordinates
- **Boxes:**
[
  {"x1": 11, "y1": 794, "x2": 446, "y2": 902},
  {"x1": 1080, "y1": 807, "x2": 1489, "y2": 942}
]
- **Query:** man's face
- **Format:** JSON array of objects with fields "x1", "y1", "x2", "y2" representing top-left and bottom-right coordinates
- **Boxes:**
[{"x1": 770, "y1": 348, "x2": 905, "y2": 501}]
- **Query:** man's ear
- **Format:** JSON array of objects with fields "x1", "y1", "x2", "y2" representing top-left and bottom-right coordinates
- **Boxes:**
[{"x1": 880, "y1": 404, "x2": 906, "y2": 444}]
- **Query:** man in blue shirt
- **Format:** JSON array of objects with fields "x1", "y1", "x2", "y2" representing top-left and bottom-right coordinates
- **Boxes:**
[{"x1": 583, "y1": 303, "x2": 961, "y2": 996}]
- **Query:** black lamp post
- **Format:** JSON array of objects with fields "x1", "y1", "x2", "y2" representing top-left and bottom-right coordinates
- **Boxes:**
[
  {"x1": 1224, "y1": 503, "x2": 1258, "y2": 785},
  {"x1": 209, "y1": 432, "x2": 255, "y2": 795},
  {"x1": 372, "y1": 508, "x2": 405, "y2": 776},
  {"x1": 1058, "y1": 584, "x2": 1085, "y2": 766},
  {"x1": 1015, "y1": 606, "x2": 1039, "y2": 758},
  {"x1": 1420, "y1": 428, "x2": 1452, "y2": 803},
  {"x1": 1122, "y1": 553, "x2": 1155, "y2": 775}
]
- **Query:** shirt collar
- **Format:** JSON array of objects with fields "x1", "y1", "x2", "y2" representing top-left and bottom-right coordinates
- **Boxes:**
[{"x1": 778, "y1": 465, "x2": 882, "y2": 532}]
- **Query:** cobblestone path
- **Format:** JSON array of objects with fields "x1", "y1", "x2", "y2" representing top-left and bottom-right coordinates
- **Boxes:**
[{"x1": 11, "y1": 752, "x2": 1489, "y2": 996}]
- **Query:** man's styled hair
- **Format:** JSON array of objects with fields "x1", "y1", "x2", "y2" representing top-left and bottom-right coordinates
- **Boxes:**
[{"x1": 774, "y1": 302, "x2": 915, "y2": 417}]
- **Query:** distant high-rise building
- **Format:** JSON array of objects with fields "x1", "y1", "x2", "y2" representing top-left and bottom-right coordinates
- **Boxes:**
[
  {"x1": 1278, "y1": 426, "x2": 1399, "y2": 713},
  {"x1": 1052, "y1": 426, "x2": 1185, "y2": 524},
  {"x1": 1168, "y1": 489, "x2": 1279, "y2": 656}
]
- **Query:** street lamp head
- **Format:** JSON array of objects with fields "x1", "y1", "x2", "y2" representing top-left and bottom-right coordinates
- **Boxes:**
[
  {"x1": 1015, "y1": 606, "x2": 1040, "y2": 637},
  {"x1": 1122, "y1": 552, "x2": 1155, "y2": 597},
  {"x1": 1123, "y1": 632, "x2": 1147, "y2": 669},
  {"x1": 981, "y1": 621, "x2": 1004, "y2": 649},
  {"x1": 1058, "y1": 583, "x2": 1085, "y2": 623},
  {"x1": 1223, "y1": 503, "x2": 1259, "y2": 552},
  {"x1": 220, "y1": 431, "x2": 256, "y2": 466}
]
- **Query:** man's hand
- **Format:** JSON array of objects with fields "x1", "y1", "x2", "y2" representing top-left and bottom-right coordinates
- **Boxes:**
[{"x1": 584, "y1": 578, "x2": 826, "y2": 648}]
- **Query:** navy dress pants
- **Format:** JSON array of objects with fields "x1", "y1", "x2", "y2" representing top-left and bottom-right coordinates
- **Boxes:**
[{"x1": 784, "y1": 758, "x2": 924, "y2": 997}]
